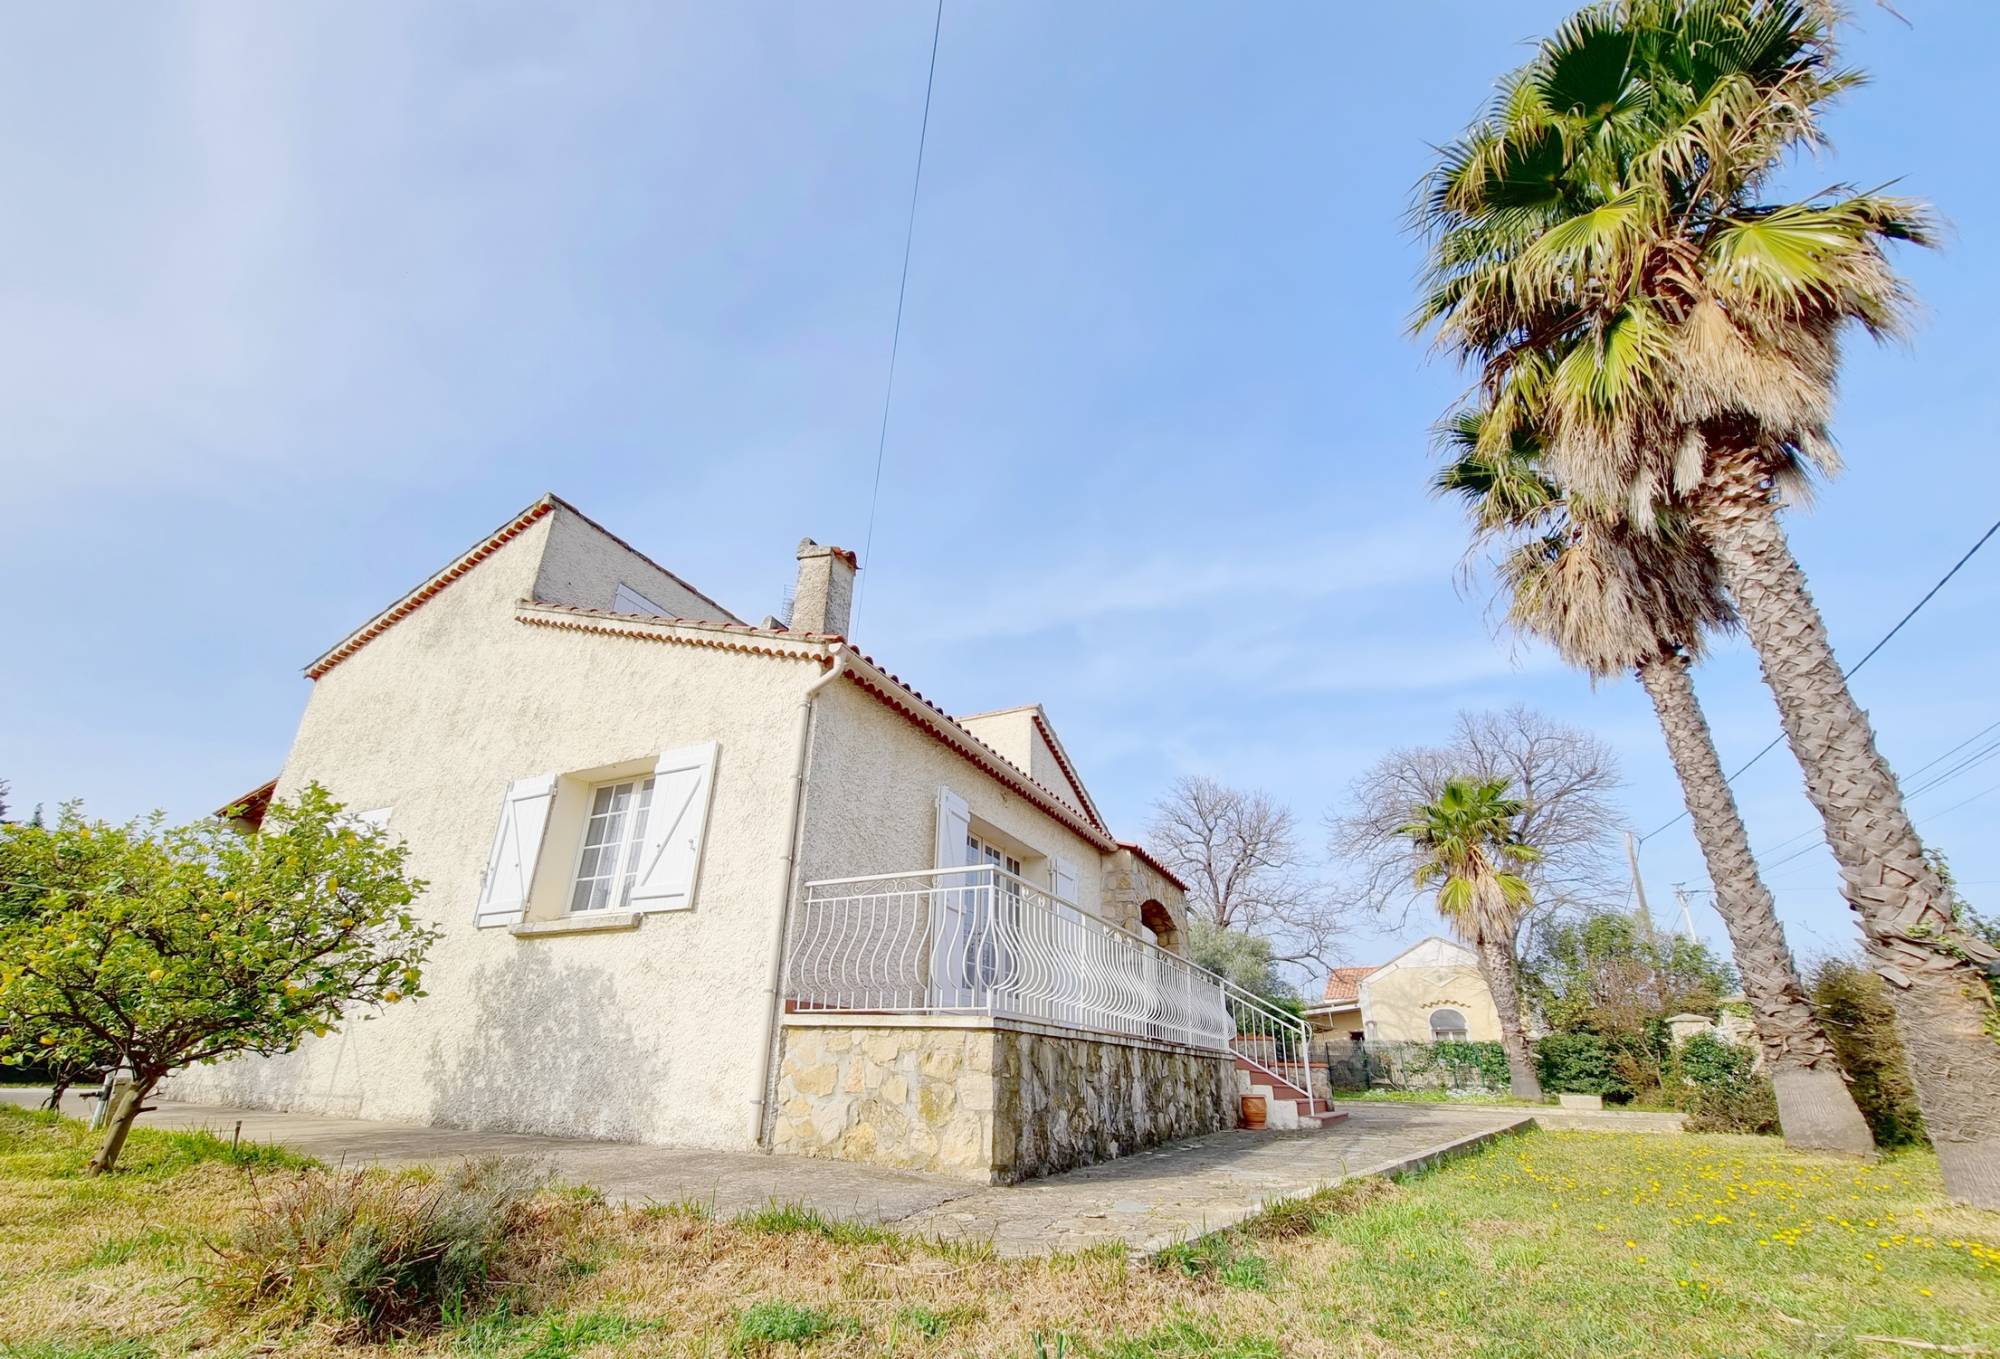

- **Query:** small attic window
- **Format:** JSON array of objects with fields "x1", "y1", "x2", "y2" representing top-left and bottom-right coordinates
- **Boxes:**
[{"x1": 612, "y1": 582, "x2": 669, "y2": 617}]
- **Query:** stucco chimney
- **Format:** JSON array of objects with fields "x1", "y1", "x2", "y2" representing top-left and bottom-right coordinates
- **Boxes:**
[{"x1": 791, "y1": 539, "x2": 857, "y2": 636}]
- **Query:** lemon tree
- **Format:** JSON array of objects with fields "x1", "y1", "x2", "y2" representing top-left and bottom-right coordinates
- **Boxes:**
[{"x1": 0, "y1": 783, "x2": 433, "y2": 1172}]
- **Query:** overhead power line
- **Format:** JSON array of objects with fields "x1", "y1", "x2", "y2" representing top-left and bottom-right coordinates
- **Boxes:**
[
  {"x1": 849, "y1": 0, "x2": 944, "y2": 638},
  {"x1": 1748, "y1": 715, "x2": 2000, "y2": 863},
  {"x1": 1765, "y1": 775, "x2": 2000, "y2": 884},
  {"x1": 1640, "y1": 513, "x2": 2000, "y2": 843}
]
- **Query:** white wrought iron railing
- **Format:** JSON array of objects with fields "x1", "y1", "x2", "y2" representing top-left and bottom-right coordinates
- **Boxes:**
[{"x1": 786, "y1": 866, "x2": 1321, "y2": 1113}]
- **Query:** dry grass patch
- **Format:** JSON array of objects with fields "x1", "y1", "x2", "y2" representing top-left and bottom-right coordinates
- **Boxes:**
[{"x1": 5, "y1": 1107, "x2": 1999, "y2": 1358}]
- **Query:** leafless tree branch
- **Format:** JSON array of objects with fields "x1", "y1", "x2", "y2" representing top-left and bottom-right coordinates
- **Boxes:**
[
  {"x1": 1326, "y1": 705, "x2": 1625, "y2": 950},
  {"x1": 1147, "y1": 775, "x2": 1340, "y2": 971}
]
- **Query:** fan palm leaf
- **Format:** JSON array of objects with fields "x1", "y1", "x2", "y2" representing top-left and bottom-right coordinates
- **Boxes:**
[{"x1": 1414, "y1": 0, "x2": 2000, "y2": 1198}]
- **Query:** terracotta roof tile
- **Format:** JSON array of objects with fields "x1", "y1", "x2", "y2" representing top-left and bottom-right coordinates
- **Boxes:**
[
  {"x1": 215, "y1": 777, "x2": 278, "y2": 826},
  {"x1": 1116, "y1": 841, "x2": 1189, "y2": 894},
  {"x1": 514, "y1": 602, "x2": 834, "y2": 664},
  {"x1": 299, "y1": 495, "x2": 1133, "y2": 860},
  {"x1": 837, "y1": 651, "x2": 1118, "y2": 852},
  {"x1": 305, "y1": 493, "x2": 746, "y2": 681},
  {"x1": 1321, "y1": 965, "x2": 1378, "y2": 1005}
]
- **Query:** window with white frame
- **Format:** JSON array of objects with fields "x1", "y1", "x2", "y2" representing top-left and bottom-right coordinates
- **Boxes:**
[
  {"x1": 472, "y1": 743, "x2": 720, "y2": 930},
  {"x1": 568, "y1": 777, "x2": 656, "y2": 913},
  {"x1": 967, "y1": 833, "x2": 1022, "y2": 888}
]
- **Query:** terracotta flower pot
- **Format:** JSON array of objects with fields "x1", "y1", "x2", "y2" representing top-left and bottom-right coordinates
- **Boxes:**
[{"x1": 1240, "y1": 1094, "x2": 1267, "y2": 1130}]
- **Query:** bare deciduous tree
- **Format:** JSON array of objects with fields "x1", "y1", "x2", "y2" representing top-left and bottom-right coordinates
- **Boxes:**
[
  {"x1": 1329, "y1": 705, "x2": 1623, "y2": 948},
  {"x1": 1147, "y1": 775, "x2": 1337, "y2": 970}
]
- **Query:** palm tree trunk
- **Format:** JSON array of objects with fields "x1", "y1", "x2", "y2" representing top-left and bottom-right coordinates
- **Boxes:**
[
  {"x1": 1474, "y1": 933, "x2": 1543, "y2": 1101},
  {"x1": 1700, "y1": 454, "x2": 2000, "y2": 1206},
  {"x1": 1636, "y1": 650, "x2": 1875, "y2": 1156}
]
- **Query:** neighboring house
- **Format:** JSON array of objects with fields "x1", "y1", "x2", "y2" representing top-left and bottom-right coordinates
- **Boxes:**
[
  {"x1": 1304, "y1": 937, "x2": 1501, "y2": 1045},
  {"x1": 178, "y1": 494, "x2": 1323, "y2": 1183}
]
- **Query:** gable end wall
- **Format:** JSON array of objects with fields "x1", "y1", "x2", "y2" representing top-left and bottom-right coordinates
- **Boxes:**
[{"x1": 168, "y1": 513, "x2": 813, "y2": 1149}]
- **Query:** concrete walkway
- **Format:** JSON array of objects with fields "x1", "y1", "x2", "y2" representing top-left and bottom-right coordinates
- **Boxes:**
[
  {"x1": 1, "y1": 1090, "x2": 1529, "y2": 1256},
  {"x1": 893, "y1": 1104, "x2": 1532, "y2": 1254},
  {"x1": 1326, "y1": 1098, "x2": 1688, "y2": 1134}
]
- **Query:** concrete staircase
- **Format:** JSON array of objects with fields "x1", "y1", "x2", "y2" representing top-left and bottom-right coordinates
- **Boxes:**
[{"x1": 1232, "y1": 1056, "x2": 1347, "y2": 1131}]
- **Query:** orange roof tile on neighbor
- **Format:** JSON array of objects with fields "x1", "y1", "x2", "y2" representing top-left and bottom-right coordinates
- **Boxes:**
[{"x1": 1321, "y1": 965, "x2": 1378, "y2": 1006}]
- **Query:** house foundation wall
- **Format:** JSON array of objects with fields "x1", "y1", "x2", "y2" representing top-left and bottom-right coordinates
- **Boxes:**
[{"x1": 771, "y1": 1017, "x2": 1235, "y2": 1183}]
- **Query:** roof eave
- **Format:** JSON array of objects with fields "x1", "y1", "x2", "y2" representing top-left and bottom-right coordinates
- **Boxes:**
[{"x1": 837, "y1": 652, "x2": 1119, "y2": 853}]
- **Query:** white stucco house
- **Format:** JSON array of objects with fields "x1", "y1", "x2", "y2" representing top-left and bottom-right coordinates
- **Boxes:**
[
  {"x1": 178, "y1": 494, "x2": 1328, "y2": 1182},
  {"x1": 1305, "y1": 937, "x2": 1502, "y2": 1045}
]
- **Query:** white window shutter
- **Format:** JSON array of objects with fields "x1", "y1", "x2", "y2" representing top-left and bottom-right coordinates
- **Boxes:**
[
  {"x1": 474, "y1": 774, "x2": 557, "y2": 928},
  {"x1": 629, "y1": 742, "x2": 719, "y2": 911},
  {"x1": 1051, "y1": 854, "x2": 1079, "y2": 906},
  {"x1": 934, "y1": 787, "x2": 971, "y2": 872}
]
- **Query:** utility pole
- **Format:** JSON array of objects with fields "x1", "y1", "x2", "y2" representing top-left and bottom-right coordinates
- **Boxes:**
[
  {"x1": 1671, "y1": 883, "x2": 1699, "y2": 943},
  {"x1": 1626, "y1": 831, "x2": 1655, "y2": 942}
]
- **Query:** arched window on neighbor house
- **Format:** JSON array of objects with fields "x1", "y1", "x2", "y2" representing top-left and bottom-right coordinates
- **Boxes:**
[{"x1": 1429, "y1": 1009, "x2": 1469, "y2": 1042}]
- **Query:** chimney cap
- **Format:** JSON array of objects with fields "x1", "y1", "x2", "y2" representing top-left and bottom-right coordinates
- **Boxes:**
[{"x1": 796, "y1": 538, "x2": 859, "y2": 569}]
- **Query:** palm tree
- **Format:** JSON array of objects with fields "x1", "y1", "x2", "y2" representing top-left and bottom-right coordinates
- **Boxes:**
[
  {"x1": 1396, "y1": 776, "x2": 1545, "y2": 1100},
  {"x1": 1440, "y1": 408, "x2": 1874, "y2": 1154},
  {"x1": 1414, "y1": 0, "x2": 2000, "y2": 1204}
]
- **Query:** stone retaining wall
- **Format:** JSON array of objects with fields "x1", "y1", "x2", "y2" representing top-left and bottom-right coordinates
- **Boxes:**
[{"x1": 772, "y1": 1019, "x2": 1235, "y2": 1182}]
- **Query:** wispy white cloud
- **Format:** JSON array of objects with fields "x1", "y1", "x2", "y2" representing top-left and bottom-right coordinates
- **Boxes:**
[{"x1": 911, "y1": 515, "x2": 1463, "y2": 642}]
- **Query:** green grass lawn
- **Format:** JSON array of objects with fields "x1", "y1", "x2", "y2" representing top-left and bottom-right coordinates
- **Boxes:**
[{"x1": 0, "y1": 1106, "x2": 1993, "y2": 1358}]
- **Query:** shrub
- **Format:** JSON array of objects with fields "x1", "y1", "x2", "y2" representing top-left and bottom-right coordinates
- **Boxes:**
[
  {"x1": 1809, "y1": 958, "x2": 1927, "y2": 1147},
  {"x1": 209, "y1": 1156, "x2": 547, "y2": 1338},
  {"x1": 1677, "y1": 1075, "x2": 1779, "y2": 1134},
  {"x1": 1674, "y1": 1030, "x2": 1752, "y2": 1089},
  {"x1": 1533, "y1": 1031, "x2": 1625, "y2": 1098},
  {"x1": 1667, "y1": 1032, "x2": 1777, "y2": 1134}
]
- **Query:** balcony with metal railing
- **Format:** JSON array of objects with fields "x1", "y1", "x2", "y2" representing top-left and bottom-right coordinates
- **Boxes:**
[{"x1": 783, "y1": 864, "x2": 1323, "y2": 1117}]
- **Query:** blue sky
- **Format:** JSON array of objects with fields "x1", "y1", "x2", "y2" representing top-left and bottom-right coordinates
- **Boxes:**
[{"x1": 6, "y1": 3, "x2": 1998, "y2": 973}]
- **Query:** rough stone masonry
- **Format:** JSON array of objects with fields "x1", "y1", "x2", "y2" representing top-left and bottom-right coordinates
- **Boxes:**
[{"x1": 772, "y1": 1019, "x2": 1236, "y2": 1182}]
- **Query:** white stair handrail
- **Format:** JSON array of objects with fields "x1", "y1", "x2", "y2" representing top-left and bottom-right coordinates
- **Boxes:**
[{"x1": 1220, "y1": 978, "x2": 1323, "y2": 1118}]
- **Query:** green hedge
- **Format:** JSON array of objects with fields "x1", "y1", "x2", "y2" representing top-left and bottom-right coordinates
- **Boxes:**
[
  {"x1": 1667, "y1": 1031, "x2": 1777, "y2": 1134},
  {"x1": 1533, "y1": 1031, "x2": 1625, "y2": 1098}
]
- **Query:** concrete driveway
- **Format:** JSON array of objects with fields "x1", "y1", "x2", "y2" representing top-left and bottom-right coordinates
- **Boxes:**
[{"x1": 2, "y1": 1089, "x2": 1529, "y2": 1256}]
